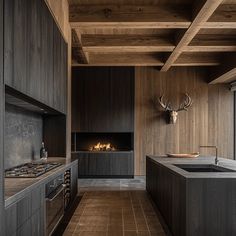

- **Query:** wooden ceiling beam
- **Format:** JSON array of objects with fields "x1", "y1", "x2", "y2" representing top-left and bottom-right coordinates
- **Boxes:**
[
  {"x1": 71, "y1": 29, "x2": 89, "y2": 64},
  {"x1": 87, "y1": 53, "x2": 164, "y2": 66},
  {"x1": 81, "y1": 35, "x2": 175, "y2": 52},
  {"x1": 185, "y1": 45, "x2": 236, "y2": 52},
  {"x1": 79, "y1": 34, "x2": 236, "y2": 53},
  {"x1": 185, "y1": 34, "x2": 236, "y2": 52},
  {"x1": 209, "y1": 53, "x2": 236, "y2": 84},
  {"x1": 71, "y1": 52, "x2": 220, "y2": 67},
  {"x1": 174, "y1": 53, "x2": 221, "y2": 66},
  {"x1": 69, "y1": 4, "x2": 192, "y2": 29},
  {"x1": 160, "y1": 0, "x2": 224, "y2": 72}
]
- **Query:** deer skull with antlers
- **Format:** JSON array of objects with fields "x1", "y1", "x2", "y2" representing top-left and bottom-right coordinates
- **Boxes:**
[{"x1": 158, "y1": 93, "x2": 192, "y2": 124}]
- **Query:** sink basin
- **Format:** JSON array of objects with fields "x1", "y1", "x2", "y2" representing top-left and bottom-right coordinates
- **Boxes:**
[{"x1": 174, "y1": 164, "x2": 235, "y2": 172}]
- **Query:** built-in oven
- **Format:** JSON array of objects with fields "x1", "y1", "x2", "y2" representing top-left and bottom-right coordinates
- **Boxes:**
[{"x1": 45, "y1": 174, "x2": 65, "y2": 236}]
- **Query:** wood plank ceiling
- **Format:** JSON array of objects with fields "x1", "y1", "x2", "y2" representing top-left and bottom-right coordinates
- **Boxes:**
[{"x1": 69, "y1": 0, "x2": 236, "y2": 83}]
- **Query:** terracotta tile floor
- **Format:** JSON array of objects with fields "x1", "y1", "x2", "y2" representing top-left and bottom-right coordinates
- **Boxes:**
[{"x1": 63, "y1": 191, "x2": 166, "y2": 236}]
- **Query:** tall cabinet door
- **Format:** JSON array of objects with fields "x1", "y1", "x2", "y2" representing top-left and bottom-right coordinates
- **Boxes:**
[
  {"x1": 0, "y1": 0, "x2": 4, "y2": 232},
  {"x1": 53, "y1": 24, "x2": 67, "y2": 114},
  {"x1": 4, "y1": 0, "x2": 29, "y2": 94},
  {"x1": 41, "y1": 1, "x2": 54, "y2": 108},
  {"x1": 27, "y1": 0, "x2": 42, "y2": 102},
  {"x1": 4, "y1": 0, "x2": 42, "y2": 101}
]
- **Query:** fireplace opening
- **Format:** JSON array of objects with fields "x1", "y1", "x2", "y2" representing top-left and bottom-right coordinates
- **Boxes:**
[
  {"x1": 72, "y1": 132, "x2": 133, "y2": 152},
  {"x1": 89, "y1": 142, "x2": 116, "y2": 151}
]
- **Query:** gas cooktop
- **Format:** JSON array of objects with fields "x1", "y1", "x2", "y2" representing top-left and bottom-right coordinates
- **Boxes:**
[{"x1": 5, "y1": 162, "x2": 62, "y2": 178}]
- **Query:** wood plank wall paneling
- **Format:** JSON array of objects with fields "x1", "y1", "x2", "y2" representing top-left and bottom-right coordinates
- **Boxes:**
[
  {"x1": 71, "y1": 67, "x2": 134, "y2": 133},
  {"x1": 67, "y1": 29, "x2": 72, "y2": 160},
  {"x1": 135, "y1": 67, "x2": 234, "y2": 175},
  {"x1": 0, "y1": 0, "x2": 4, "y2": 230},
  {"x1": 44, "y1": 0, "x2": 72, "y2": 160}
]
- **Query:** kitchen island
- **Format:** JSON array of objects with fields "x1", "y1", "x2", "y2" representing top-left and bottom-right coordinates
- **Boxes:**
[{"x1": 146, "y1": 156, "x2": 236, "y2": 236}]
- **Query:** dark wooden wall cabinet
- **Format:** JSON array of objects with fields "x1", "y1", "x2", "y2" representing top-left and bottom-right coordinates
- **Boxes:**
[
  {"x1": 3, "y1": 0, "x2": 68, "y2": 158},
  {"x1": 4, "y1": 0, "x2": 67, "y2": 114},
  {"x1": 72, "y1": 67, "x2": 135, "y2": 178}
]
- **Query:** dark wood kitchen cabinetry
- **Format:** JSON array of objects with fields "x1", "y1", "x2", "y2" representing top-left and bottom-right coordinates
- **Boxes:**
[
  {"x1": 146, "y1": 157, "x2": 236, "y2": 236},
  {"x1": 146, "y1": 157, "x2": 186, "y2": 236},
  {"x1": 4, "y1": 0, "x2": 67, "y2": 114},
  {"x1": 53, "y1": 25, "x2": 68, "y2": 114},
  {"x1": 5, "y1": 185, "x2": 45, "y2": 236},
  {"x1": 73, "y1": 152, "x2": 134, "y2": 177},
  {"x1": 4, "y1": 163, "x2": 78, "y2": 236},
  {"x1": 72, "y1": 67, "x2": 134, "y2": 132},
  {"x1": 0, "y1": 0, "x2": 4, "y2": 231}
]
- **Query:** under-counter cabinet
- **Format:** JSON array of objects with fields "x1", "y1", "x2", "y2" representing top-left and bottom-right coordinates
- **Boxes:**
[
  {"x1": 72, "y1": 152, "x2": 134, "y2": 177},
  {"x1": 5, "y1": 163, "x2": 78, "y2": 236},
  {"x1": 0, "y1": 0, "x2": 4, "y2": 231},
  {"x1": 5, "y1": 185, "x2": 45, "y2": 236}
]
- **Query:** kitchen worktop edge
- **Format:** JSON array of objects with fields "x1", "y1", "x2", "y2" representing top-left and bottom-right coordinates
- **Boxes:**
[{"x1": 4, "y1": 157, "x2": 78, "y2": 207}]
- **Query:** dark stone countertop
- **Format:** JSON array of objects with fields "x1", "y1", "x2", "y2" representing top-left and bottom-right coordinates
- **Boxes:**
[
  {"x1": 147, "y1": 155, "x2": 236, "y2": 179},
  {"x1": 4, "y1": 157, "x2": 78, "y2": 207}
]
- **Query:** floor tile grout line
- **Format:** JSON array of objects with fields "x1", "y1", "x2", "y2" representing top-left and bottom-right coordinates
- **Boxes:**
[
  {"x1": 139, "y1": 196, "x2": 151, "y2": 236},
  {"x1": 122, "y1": 206, "x2": 126, "y2": 236},
  {"x1": 106, "y1": 200, "x2": 109, "y2": 236},
  {"x1": 129, "y1": 191, "x2": 139, "y2": 234},
  {"x1": 72, "y1": 192, "x2": 87, "y2": 235}
]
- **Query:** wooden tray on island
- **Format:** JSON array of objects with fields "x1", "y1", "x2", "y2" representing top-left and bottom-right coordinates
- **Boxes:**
[{"x1": 167, "y1": 152, "x2": 200, "y2": 158}]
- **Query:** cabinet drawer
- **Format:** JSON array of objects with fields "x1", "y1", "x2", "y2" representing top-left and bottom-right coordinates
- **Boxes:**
[
  {"x1": 5, "y1": 203, "x2": 17, "y2": 236},
  {"x1": 31, "y1": 184, "x2": 44, "y2": 213},
  {"x1": 17, "y1": 194, "x2": 32, "y2": 228}
]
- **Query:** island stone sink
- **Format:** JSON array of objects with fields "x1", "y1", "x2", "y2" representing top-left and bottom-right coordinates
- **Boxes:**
[{"x1": 174, "y1": 164, "x2": 235, "y2": 172}]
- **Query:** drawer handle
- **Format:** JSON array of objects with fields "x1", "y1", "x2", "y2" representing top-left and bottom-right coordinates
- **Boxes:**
[{"x1": 46, "y1": 184, "x2": 66, "y2": 202}]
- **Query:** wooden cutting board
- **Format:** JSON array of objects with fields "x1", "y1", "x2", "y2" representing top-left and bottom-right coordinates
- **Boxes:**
[{"x1": 166, "y1": 152, "x2": 200, "y2": 158}]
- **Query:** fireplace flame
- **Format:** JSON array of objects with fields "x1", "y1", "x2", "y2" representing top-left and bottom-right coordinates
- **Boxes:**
[{"x1": 90, "y1": 142, "x2": 116, "y2": 151}]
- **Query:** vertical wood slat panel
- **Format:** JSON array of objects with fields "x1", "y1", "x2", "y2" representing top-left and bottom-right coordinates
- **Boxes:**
[
  {"x1": 72, "y1": 67, "x2": 134, "y2": 133},
  {"x1": 0, "y1": 0, "x2": 4, "y2": 232},
  {"x1": 135, "y1": 67, "x2": 234, "y2": 175}
]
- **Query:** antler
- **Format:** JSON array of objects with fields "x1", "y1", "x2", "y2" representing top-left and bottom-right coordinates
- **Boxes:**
[
  {"x1": 176, "y1": 93, "x2": 192, "y2": 112},
  {"x1": 158, "y1": 95, "x2": 172, "y2": 111}
]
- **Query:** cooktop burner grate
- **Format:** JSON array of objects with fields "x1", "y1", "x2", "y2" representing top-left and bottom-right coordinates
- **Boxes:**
[{"x1": 5, "y1": 162, "x2": 62, "y2": 178}]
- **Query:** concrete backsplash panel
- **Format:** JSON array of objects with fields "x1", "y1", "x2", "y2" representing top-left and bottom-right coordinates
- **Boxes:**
[{"x1": 4, "y1": 104, "x2": 43, "y2": 169}]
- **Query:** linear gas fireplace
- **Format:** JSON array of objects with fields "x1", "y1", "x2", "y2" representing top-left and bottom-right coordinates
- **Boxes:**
[
  {"x1": 71, "y1": 132, "x2": 134, "y2": 178},
  {"x1": 72, "y1": 133, "x2": 133, "y2": 152}
]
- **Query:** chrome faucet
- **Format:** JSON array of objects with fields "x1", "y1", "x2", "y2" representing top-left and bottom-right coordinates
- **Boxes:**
[{"x1": 199, "y1": 146, "x2": 218, "y2": 165}]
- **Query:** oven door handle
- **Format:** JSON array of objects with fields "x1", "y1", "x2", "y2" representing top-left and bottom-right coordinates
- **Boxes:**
[{"x1": 46, "y1": 184, "x2": 66, "y2": 202}]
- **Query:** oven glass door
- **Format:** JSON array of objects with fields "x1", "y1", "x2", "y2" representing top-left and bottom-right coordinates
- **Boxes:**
[{"x1": 46, "y1": 184, "x2": 65, "y2": 236}]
